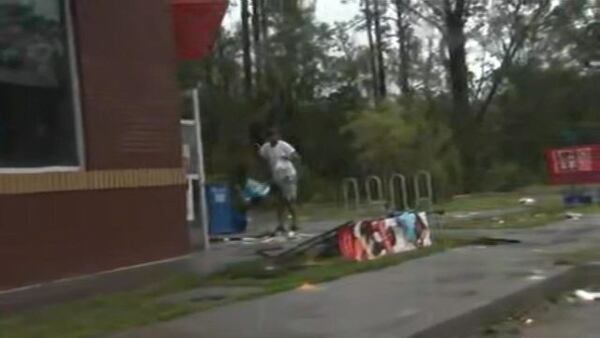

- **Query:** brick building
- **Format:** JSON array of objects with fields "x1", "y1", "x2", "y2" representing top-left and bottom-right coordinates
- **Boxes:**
[{"x1": 0, "y1": 0, "x2": 225, "y2": 291}]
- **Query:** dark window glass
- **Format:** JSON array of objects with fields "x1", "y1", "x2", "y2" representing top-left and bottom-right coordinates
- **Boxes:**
[{"x1": 0, "y1": 0, "x2": 78, "y2": 168}]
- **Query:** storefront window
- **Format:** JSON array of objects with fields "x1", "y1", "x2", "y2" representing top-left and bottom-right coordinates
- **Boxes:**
[{"x1": 0, "y1": 0, "x2": 79, "y2": 168}]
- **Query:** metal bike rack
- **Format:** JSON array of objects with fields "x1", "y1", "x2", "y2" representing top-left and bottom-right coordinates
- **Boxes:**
[
  {"x1": 365, "y1": 175, "x2": 384, "y2": 205},
  {"x1": 342, "y1": 178, "x2": 360, "y2": 210},
  {"x1": 413, "y1": 170, "x2": 433, "y2": 211},
  {"x1": 389, "y1": 173, "x2": 409, "y2": 211}
]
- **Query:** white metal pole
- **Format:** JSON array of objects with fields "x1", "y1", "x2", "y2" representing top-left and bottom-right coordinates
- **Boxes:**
[{"x1": 191, "y1": 88, "x2": 210, "y2": 251}]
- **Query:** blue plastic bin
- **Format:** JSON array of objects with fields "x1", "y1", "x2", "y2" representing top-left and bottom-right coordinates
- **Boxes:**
[
  {"x1": 563, "y1": 194, "x2": 593, "y2": 207},
  {"x1": 205, "y1": 183, "x2": 247, "y2": 235}
]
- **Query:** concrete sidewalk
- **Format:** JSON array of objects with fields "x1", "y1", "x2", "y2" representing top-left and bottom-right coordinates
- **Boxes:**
[{"x1": 112, "y1": 216, "x2": 600, "y2": 338}]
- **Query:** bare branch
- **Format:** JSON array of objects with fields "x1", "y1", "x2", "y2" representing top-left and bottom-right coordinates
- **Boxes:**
[
  {"x1": 394, "y1": 0, "x2": 445, "y2": 32},
  {"x1": 475, "y1": 0, "x2": 552, "y2": 123}
]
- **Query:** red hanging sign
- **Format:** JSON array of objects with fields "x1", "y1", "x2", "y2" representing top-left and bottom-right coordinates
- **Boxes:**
[
  {"x1": 171, "y1": 0, "x2": 228, "y2": 60},
  {"x1": 545, "y1": 145, "x2": 600, "y2": 184}
]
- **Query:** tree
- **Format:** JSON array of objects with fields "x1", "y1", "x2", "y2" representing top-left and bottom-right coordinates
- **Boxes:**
[
  {"x1": 177, "y1": 0, "x2": 598, "y2": 198},
  {"x1": 252, "y1": 0, "x2": 262, "y2": 90},
  {"x1": 474, "y1": 0, "x2": 553, "y2": 123},
  {"x1": 342, "y1": 101, "x2": 462, "y2": 195},
  {"x1": 241, "y1": 0, "x2": 253, "y2": 95},
  {"x1": 362, "y1": 0, "x2": 380, "y2": 100},
  {"x1": 372, "y1": 0, "x2": 387, "y2": 98},
  {"x1": 394, "y1": 0, "x2": 412, "y2": 95}
]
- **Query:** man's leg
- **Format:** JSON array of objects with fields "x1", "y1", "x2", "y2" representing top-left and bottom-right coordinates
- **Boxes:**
[
  {"x1": 281, "y1": 178, "x2": 299, "y2": 232},
  {"x1": 271, "y1": 183, "x2": 286, "y2": 235},
  {"x1": 283, "y1": 198, "x2": 297, "y2": 231},
  {"x1": 276, "y1": 194, "x2": 286, "y2": 233}
]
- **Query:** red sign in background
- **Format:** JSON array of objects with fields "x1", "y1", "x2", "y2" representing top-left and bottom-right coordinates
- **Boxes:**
[
  {"x1": 545, "y1": 145, "x2": 600, "y2": 184},
  {"x1": 171, "y1": 0, "x2": 228, "y2": 60}
]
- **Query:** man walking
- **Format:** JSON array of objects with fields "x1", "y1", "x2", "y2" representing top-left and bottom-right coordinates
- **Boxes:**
[{"x1": 259, "y1": 128, "x2": 300, "y2": 236}]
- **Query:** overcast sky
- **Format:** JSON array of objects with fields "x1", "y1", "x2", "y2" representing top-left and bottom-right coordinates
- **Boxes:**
[
  {"x1": 222, "y1": 0, "x2": 494, "y2": 78},
  {"x1": 223, "y1": 0, "x2": 360, "y2": 35}
]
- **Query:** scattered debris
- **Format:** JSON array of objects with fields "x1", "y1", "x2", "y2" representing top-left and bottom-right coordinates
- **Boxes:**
[
  {"x1": 527, "y1": 274, "x2": 547, "y2": 281},
  {"x1": 565, "y1": 212, "x2": 583, "y2": 220},
  {"x1": 574, "y1": 289, "x2": 600, "y2": 301},
  {"x1": 524, "y1": 318, "x2": 534, "y2": 325},
  {"x1": 453, "y1": 211, "x2": 480, "y2": 219},
  {"x1": 519, "y1": 197, "x2": 537, "y2": 206},
  {"x1": 298, "y1": 282, "x2": 320, "y2": 292}
]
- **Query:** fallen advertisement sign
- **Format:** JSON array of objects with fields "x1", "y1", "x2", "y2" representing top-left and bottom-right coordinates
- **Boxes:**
[{"x1": 338, "y1": 212, "x2": 433, "y2": 262}]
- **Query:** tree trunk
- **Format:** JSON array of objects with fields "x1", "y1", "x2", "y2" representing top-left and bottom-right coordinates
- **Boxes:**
[
  {"x1": 445, "y1": 11, "x2": 470, "y2": 125},
  {"x1": 395, "y1": 0, "x2": 411, "y2": 95},
  {"x1": 423, "y1": 37, "x2": 435, "y2": 99},
  {"x1": 252, "y1": 0, "x2": 262, "y2": 92},
  {"x1": 364, "y1": 0, "x2": 379, "y2": 100},
  {"x1": 241, "y1": 0, "x2": 253, "y2": 96},
  {"x1": 373, "y1": 0, "x2": 387, "y2": 98}
]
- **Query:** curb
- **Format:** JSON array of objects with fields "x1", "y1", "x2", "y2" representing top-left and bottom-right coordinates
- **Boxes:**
[
  {"x1": 0, "y1": 256, "x2": 191, "y2": 313},
  {"x1": 411, "y1": 263, "x2": 600, "y2": 338}
]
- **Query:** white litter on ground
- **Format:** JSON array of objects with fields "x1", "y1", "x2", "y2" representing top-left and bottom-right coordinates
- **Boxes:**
[
  {"x1": 519, "y1": 197, "x2": 537, "y2": 206},
  {"x1": 574, "y1": 289, "x2": 600, "y2": 301},
  {"x1": 565, "y1": 212, "x2": 583, "y2": 220},
  {"x1": 527, "y1": 274, "x2": 547, "y2": 281}
]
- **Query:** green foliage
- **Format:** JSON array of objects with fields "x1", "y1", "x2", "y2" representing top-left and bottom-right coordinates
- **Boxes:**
[
  {"x1": 342, "y1": 100, "x2": 463, "y2": 198},
  {"x1": 177, "y1": 0, "x2": 600, "y2": 200},
  {"x1": 342, "y1": 102, "x2": 416, "y2": 174}
]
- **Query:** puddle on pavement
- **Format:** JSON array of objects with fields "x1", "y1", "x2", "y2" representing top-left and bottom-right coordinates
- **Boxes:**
[
  {"x1": 470, "y1": 238, "x2": 522, "y2": 246},
  {"x1": 190, "y1": 295, "x2": 227, "y2": 303},
  {"x1": 156, "y1": 286, "x2": 263, "y2": 306}
]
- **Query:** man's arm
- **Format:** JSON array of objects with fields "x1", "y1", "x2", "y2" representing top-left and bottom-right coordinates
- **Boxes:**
[{"x1": 281, "y1": 141, "x2": 300, "y2": 162}]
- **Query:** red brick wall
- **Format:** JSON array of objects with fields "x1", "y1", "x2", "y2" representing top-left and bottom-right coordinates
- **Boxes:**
[
  {"x1": 74, "y1": 0, "x2": 182, "y2": 170},
  {"x1": 0, "y1": 0, "x2": 190, "y2": 291},
  {"x1": 0, "y1": 186, "x2": 189, "y2": 291}
]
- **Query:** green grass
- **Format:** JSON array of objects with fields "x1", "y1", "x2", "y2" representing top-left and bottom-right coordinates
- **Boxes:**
[
  {"x1": 206, "y1": 237, "x2": 470, "y2": 293},
  {"x1": 0, "y1": 274, "x2": 211, "y2": 338},
  {"x1": 0, "y1": 237, "x2": 470, "y2": 338},
  {"x1": 438, "y1": 188, "x2": 565, "y2": 213},
  {"x1": 554, "y1": 245, "x2": 600, "y2": 266},
  {"x1": 440, "y1": 193, "x2": 526, "y2": 212},
  {"x1": 443, "y1": 206, "x2": 567, "y2": 230}
]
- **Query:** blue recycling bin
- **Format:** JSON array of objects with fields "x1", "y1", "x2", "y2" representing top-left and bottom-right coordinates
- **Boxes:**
[{"x1": 205, "y1": 183, "x2": 247, "y2": 235}]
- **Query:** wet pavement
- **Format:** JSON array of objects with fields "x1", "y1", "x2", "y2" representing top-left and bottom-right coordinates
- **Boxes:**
[
  {"x1": 112, "y1": 216, "x2": 600, "y2": 338},
  {"x1": 519, "y1": 301, "x2": 600, "y2": 338}
]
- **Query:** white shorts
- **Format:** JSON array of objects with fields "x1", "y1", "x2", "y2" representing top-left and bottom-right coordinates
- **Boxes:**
[{"x1": 274, "y1": 174, "x2": 297, "y2": 202}]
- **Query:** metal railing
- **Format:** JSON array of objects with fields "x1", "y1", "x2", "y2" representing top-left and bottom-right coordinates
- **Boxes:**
[
  {"x1": 342, "y1": 177, "x2": 360, "y2": 210},
  {"x1": 365, "y1": 175, "x2": 384, "y2": 205},
  {"x1": 414, "y1": 170, "x2": 433, "y2": 212},
  {"x1": 389, "y1": 173, "x2": 409, "y2": 210}
]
